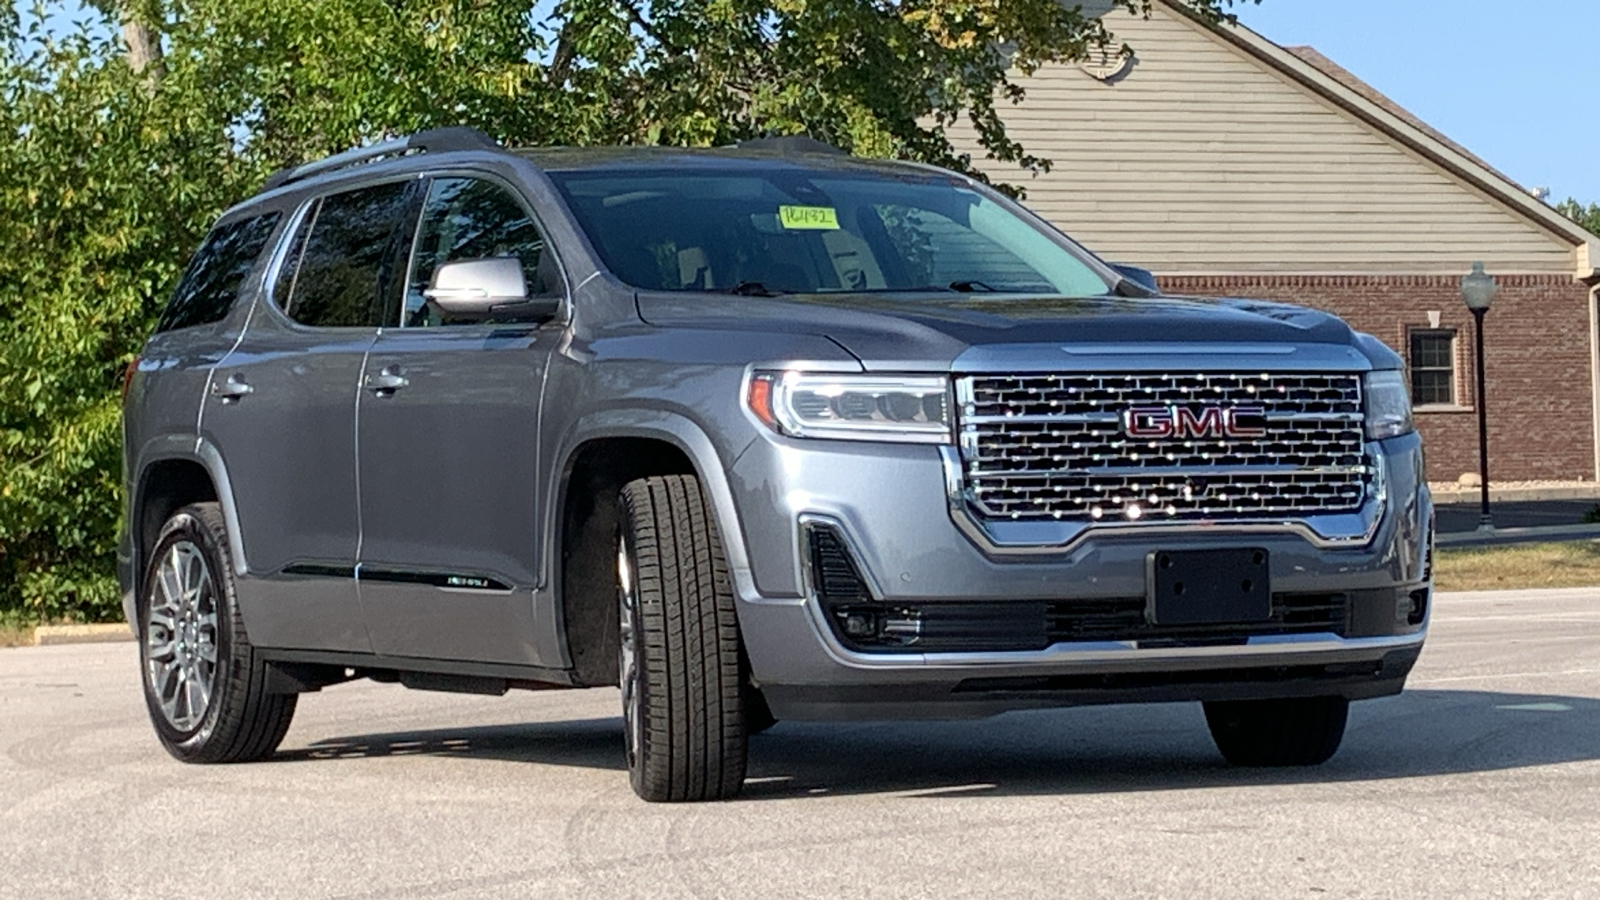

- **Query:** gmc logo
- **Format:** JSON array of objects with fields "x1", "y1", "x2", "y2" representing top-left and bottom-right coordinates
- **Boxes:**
[{"x1": 1123, "y1": 406, "x2": 1267, "y2": 440}]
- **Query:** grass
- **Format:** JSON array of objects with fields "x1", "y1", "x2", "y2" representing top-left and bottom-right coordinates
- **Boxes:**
[
  {"x1": 0, "y1": 623, "x2": 34, "y2": 648},
  {"x1": 1435, "y1": 540, "x2": 1600, "y2": 592}
]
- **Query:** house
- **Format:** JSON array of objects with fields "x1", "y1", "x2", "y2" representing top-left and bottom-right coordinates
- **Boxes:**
[{"x1": 963, "y1": 0, "x2": 1600, "y2": 484}]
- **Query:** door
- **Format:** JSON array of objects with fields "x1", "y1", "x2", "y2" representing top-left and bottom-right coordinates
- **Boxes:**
[
  {"x1": 201, "y1": 179, "x2": 418, "y2": 652},
  {"x1": 355, "y1": 175, "x2": 565, "y2": 664}
]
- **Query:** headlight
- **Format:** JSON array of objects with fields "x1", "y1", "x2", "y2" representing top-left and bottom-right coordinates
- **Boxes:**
[
  {"x1": 1364, "y1": 370, "x2": 1414, "y2": 440},
  {"x1": 746, "y1": 371, "x2": 952, "y2": 443}
]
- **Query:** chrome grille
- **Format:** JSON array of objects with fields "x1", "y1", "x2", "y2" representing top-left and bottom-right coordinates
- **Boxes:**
[{"x1": 957, "y1": 373, "x2": 1370, "y2": 521}]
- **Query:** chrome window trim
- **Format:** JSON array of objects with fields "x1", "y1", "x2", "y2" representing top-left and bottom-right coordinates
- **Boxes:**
[
  {"x1": 258, "y1": 194, "x2": 318, "y2": 321},
  {"x1": 256, "y1": 173, "x2": 426, "y2": 332}
]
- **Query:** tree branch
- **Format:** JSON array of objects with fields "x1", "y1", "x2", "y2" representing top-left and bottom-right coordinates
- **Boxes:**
[{"x1": 119, "y1": 8, "x2": 167, "y2": 84}]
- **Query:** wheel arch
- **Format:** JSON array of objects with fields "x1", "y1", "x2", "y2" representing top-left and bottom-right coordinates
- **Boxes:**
[
  {"x1": 131, "y1": 438, "x2": 249, "y2": 604},
  {"x1": 550, "y1": 410, "x2": 753, "y2": 686}
]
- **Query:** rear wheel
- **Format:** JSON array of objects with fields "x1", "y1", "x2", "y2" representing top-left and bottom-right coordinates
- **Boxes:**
[
  {"x1": 1203, "y1": 696, "x2": 1349, "y2": 767},
  {"x1": 139, "y1": 503, "x2": 296, "y2": 763},
  {"x1": 618, "y1": 475, "x2": 748, "y2": 802}
]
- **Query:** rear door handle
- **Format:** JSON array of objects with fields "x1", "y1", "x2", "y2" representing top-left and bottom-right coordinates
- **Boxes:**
[
  {"x1": 366, "y1": 367, "x2": 408, "y2": 395},
  {"x1": 212, "y1": 374, "x2": 253, "y2": 403}
]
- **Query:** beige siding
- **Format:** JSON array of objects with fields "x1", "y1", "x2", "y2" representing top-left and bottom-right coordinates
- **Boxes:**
[{"x1": 962, "y1": 6, "x2": 1575, "y2": 274}]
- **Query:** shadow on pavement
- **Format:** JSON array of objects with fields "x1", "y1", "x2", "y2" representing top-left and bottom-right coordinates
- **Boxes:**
[
  {"x1": 273, "y1": 688, "x2": 1600, "y2": 799},
  {"x1": 274, "y1": 716, "x2": 627, "y2": 770}
]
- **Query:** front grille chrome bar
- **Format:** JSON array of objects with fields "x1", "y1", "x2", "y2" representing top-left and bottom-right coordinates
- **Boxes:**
[{"x1": 955, "y1": 372, "x2": 1372, "y2": 524}]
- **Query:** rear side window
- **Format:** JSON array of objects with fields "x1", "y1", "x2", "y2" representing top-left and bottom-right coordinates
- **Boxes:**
[
  {"x1": 156, "y1": 212, "x2": 281, "y2": 333},
  {"x1": 276, "y1": 181, "x2": 415, "y2": 328}
]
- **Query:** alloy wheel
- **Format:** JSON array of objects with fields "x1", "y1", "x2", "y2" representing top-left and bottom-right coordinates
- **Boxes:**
[
  {"x1": 144, "y1": 540, "x2": 220, "y2": 733},
  {"x1": 617, "y1": 534, "x2": 643, "y2": 769}
]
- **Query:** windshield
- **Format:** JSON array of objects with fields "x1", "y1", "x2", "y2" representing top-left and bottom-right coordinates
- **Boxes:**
[{"x1": 548, "y1": 167, "x2": 1114, "y2": 296}]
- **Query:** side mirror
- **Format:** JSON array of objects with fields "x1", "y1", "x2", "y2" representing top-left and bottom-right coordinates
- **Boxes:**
[
  {"x1": 424, "y1": 257, "x2": 560, "y2": 323},
  {"x1": 1110, "y1": 263, "x2": 1160, "y2": 295}
]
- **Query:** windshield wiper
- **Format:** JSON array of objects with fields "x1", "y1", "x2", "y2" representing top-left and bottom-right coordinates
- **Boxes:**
[
  {"x1": 713, "y1": 281, "x2": 786, "y2": 297},
  {"x1": 832, "y1": 285, "x2": 959, "y2": 294},
  {"x1": 948, "y1": 280, "x2": 997, "y2": 293},
  {"x1": 843, "y1": 282, "x2": 998, "y2": 294}
]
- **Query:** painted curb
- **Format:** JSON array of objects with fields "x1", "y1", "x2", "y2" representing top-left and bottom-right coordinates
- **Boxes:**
[
  {"x1": 1438, "y1": 524, "x2": 1600, "y2": 548},
  {"x1": 33, "y1": 624, "x2": 135, "y2": 646},
  {"x1": 1432, "y1": 486, "x2": 1600, "y2": 504}
]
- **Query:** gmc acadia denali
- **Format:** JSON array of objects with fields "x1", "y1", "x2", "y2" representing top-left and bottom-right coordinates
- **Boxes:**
[{"x1": 119, "y1": 128, "x2": 1432, "y2": 802}]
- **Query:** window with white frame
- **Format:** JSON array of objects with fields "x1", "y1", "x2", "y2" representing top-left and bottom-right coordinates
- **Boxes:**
[{"x1": 1408, "y1": 329, "x2": 1458, "y2": 407}]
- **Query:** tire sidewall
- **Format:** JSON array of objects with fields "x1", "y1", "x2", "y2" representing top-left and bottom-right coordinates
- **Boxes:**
[{"x1": 138, "y1": 509, "x2": 236, "y2": 756}]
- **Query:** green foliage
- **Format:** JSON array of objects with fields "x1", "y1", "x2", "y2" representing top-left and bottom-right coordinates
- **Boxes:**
[
  {"x1": 0, "y1": 0, "x2": 1249, "y2": 623},
  {"x1": 1556, "y1": 198, "x2": 1600, "y2": 238}
]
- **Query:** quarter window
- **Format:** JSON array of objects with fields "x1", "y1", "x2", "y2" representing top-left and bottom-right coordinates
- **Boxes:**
[
  {"x1": 404, "y1": 177, "x2": 558, "y2": 327},
  {"x1": 1408, "y1": 329, "x2": 1457, "y2": 407},
  {"x1": 277, "y1": 181, "x2": 415, "y2": 328},
  {"x1": 157, "y1": 213, "x2": 281, "y2": 333}
]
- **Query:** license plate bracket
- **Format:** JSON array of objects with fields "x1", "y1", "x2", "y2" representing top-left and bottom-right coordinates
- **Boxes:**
[{"x1": 1147, "y1": 548, "x2": 1271, "y2": 626}]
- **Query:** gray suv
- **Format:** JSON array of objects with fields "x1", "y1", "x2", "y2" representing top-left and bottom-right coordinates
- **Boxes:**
[{"x1": 119, "y1": 128, "x2": 1431, "y2": 802}]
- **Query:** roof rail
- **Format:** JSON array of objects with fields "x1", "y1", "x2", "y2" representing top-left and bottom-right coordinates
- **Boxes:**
[
  {"x1": 734, "y1": 135, "x2": 847, "y2": 156},
  {"x1": 261, "y1": 126, "x2": 501, "y2": 193}
]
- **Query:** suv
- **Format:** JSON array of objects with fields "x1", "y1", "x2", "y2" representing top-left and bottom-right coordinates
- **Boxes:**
[{"x1": 119, "y1": 128, "x2": 1431, "y2": 802}]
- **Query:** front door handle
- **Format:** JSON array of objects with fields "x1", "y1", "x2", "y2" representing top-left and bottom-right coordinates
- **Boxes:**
[
  {"x1": 366, "y1": 367, "x2": 409, "y2": 396},
  {"x1": 212, "y1": 374, "x2": 253, "y2": 403}
]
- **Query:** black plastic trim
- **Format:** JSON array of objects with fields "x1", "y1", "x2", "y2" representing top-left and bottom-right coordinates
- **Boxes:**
[
  {"x1": 277, "y1": 563, "x2": 514, "y2": 592},
  {"x1": 257, "y1": 648, "x2": 575, "y2": 687}
]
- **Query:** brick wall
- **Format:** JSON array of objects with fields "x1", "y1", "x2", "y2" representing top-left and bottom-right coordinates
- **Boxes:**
[{"x1": 1158, "y1": 274, "x2": 1597, "y2": 484}]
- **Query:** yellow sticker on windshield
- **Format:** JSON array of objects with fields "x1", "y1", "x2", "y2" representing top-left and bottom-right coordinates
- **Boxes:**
[{"x1": 778, "y1": 205, "x2": 840, "y2": 230}]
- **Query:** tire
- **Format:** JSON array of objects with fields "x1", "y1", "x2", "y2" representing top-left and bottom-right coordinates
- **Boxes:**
[
  {"x1": 1203, "y1": 695, "x2": 1349, "y2": 767},
  {"x1": 138, "y1": 503, "x2": 296, "y2": 763},
  {"x1": 617, "y1": 475, "x2": 747, "y2": 801}
]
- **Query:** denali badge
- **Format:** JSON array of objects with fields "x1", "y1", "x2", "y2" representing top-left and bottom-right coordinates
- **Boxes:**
[{"x1": 1123, "y1": 406, "x2": 1267, "y2": 440}]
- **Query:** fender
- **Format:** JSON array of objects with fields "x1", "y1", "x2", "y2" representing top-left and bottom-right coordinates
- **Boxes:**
[
  {"x1": 547, "y1": 408, "x2": 757, "y2": 597},
  {"x1": 132, "y1": 434, "x2": 251, "y2": 580}
]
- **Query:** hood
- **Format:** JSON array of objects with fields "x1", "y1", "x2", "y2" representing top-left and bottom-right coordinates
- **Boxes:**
[{"x1": 636, "y1": 291, "x2": 1376, "y2": 372}]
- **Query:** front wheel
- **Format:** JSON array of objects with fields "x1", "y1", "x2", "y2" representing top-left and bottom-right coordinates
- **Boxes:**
[
  {"x1": 139, "y1": 503, "x2": 296, "y2": 763},
  {"x1": 1203, "y1": 695, "x2": 1349, "y2": 767},
  {"x1": 618, "y1": 475, "x2": 748, "y2": 802}
]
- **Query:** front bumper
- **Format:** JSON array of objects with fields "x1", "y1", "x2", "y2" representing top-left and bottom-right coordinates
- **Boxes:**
[{"x1": 725, "y1": 430, "x2": 1431, "y2": 720}]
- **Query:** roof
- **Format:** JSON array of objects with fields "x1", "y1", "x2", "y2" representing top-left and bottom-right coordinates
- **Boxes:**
[
  {"x1": 1156, "y1": 0, "x2": 1600, "y2": 278},
  {"x1": 511, "y1": 145, "x2": 945, "y2": 179}
]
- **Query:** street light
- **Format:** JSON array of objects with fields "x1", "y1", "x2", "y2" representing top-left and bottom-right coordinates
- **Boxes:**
[{"x1": 1461, "y1": 261, "x2": 1497, "y2": 532}]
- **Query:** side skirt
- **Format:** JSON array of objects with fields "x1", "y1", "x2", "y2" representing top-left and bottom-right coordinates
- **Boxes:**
[{"x1": 258, "y1": 648, "x2": 579, "y2": 695}]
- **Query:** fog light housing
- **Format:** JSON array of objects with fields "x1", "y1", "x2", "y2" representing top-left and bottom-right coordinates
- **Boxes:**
[
  {"x1": 841, "y1": 612, "x2": 876, "y2": 639},
  {"x1": 1406, "y1": 588, "x2": 1429, "y2": 626},
  {"x1": 830, "y1": 606, "x2": 923, "y2": 648}
]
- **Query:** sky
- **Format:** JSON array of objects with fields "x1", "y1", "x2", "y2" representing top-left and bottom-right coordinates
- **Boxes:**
[{"x1": 1235, "y1": 0, "x2": 1600, "y2": 205}]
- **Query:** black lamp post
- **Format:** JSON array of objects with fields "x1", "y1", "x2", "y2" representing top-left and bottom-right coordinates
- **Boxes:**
[{"x1": 1461, "y1": 261, "x2": 1497, "y2": 531}]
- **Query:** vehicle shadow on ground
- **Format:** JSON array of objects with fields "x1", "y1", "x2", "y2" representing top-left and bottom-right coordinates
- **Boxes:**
[
  {"x1": 273, "y1": 716, "x2": 627, "y2": 770},
  {"x1": 273, "y1": 688, "x2": 1600, "y2": 799}
]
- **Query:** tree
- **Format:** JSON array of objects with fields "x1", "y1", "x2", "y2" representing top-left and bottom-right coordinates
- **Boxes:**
[
  {"x1": 0, "y1": 0, "x2": 1253, "y2": 623},
  {"x1": 1556, "y1": 198, "x2": 1600, "y2": 238}
]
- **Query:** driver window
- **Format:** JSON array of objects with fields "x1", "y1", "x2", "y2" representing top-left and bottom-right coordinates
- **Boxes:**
[{"x1": 404, "y1": 177, "x2": 559, "y2": 327}]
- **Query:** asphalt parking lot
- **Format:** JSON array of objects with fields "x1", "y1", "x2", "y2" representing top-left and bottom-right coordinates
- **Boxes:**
[{"x1": 4, "y1": 589, "x2": 1599, "y2": 899}]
